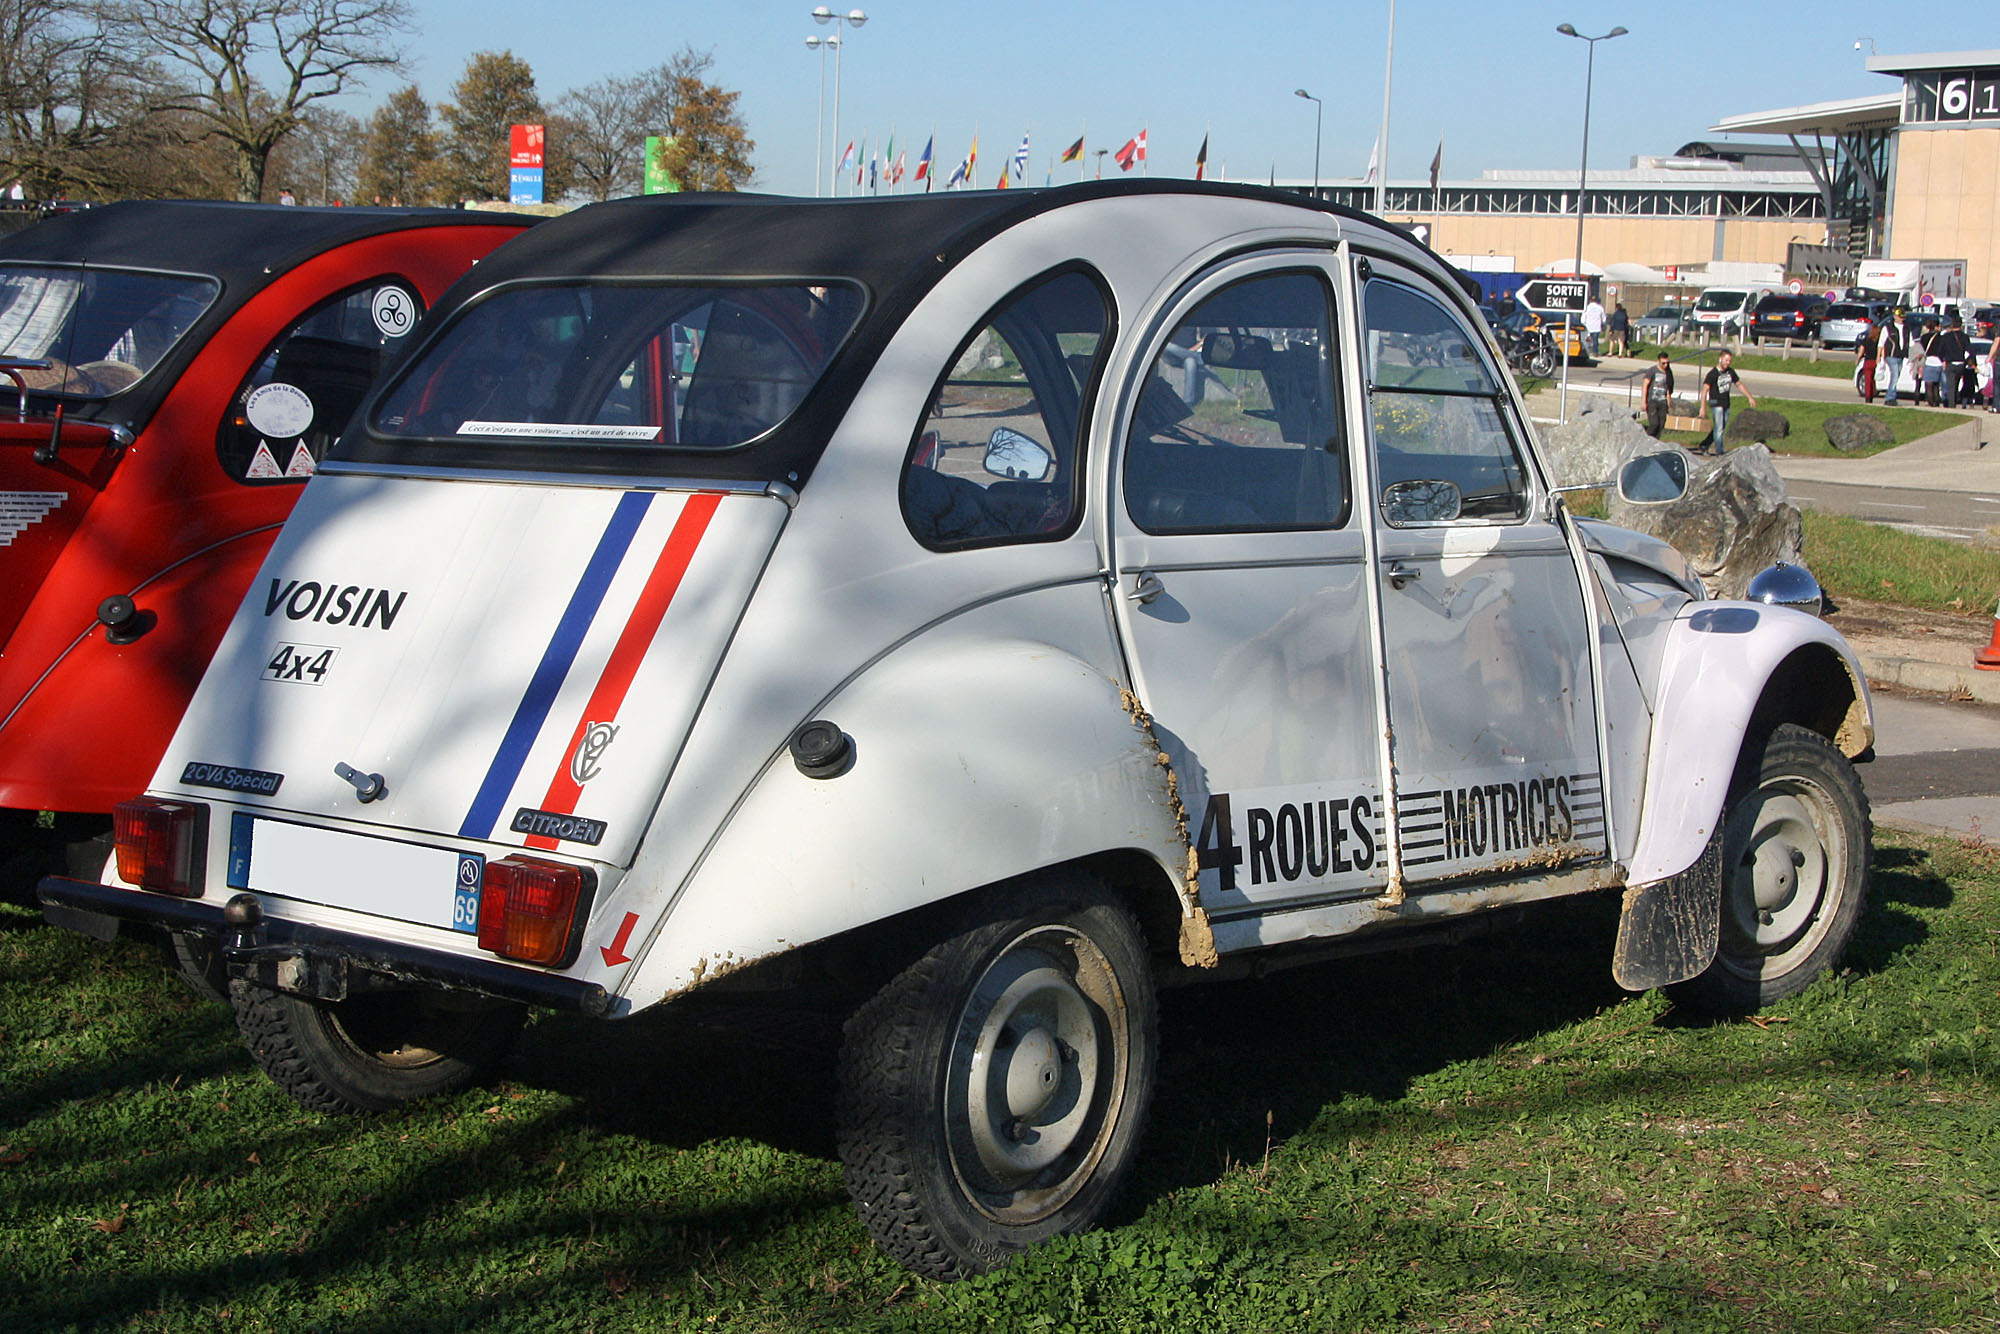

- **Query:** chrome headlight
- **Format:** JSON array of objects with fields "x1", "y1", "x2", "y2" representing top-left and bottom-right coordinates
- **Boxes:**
[{"x1": 1747, "y1": 561, "x2": 1824, "y2": 616}]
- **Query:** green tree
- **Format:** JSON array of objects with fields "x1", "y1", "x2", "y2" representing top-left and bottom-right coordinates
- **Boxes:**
[
  {"x1": 435, "y1": 49, "x2": 561, "y2": 203},
  {"x1": 115, "y1": 0, "x2": 415, "y2": 202},
  {"x1": 657, "y1": 71, "x2": 752, "y2": 192},
  {"x1": 355, "y1": 84, "x2": 435, "y2": 204}
]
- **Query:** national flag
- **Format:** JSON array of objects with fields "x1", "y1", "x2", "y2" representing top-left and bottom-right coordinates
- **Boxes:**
[
  {"x1": 1114, "y1": 129, "x2": 1144, "y2": 172},
  {"x1": 1362, "y1": 136, "x2": 1379, "y2": 184},
  {"x1": 1194, "y1": 133, "x2": 1209, "y2": 181},
  {"x1": 869, "y1": 150, "x2": 878, "y2": 192},
  {"x1": 1061, "y1": 134, "x2": 1084, "y2": 163},
  {"x1": 838, "y1": 139, "x2": 855, "y2": 172},
  {"x1": 914, "y1": 135, "x2": 933, "y2": 182},
  {"x1": 996, "y1": 166, "x2": 1010, "y2": 190},
  {"x1": 1010, "y1": 133, "x2": 1030, "y2": 182},
  {"x1": 891, "y1": 149, "x2": 906, "y2": 185},
  {"x1": 855, "y1": 137, "x2": 867, "y2": 188},
  {"x1": 1428, "y1": 137, "x2": 1443, "y2": 190}
]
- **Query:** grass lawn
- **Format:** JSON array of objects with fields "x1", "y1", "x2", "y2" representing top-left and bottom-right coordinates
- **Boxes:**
[
  {"x1": 1646, "y1": 396, "x2": 1968, "y2": 460},
  {"x1": 4, "y1": 830, "x2": 1998, "y2": 1332},
  {"x1": 1803, "y1": 509, "x2": 2000, "y2": 613}
]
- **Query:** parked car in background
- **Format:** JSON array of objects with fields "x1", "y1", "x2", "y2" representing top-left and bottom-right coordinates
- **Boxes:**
[
  {"x1": 1690, "y1": 285, "x2": 1770, "y2": 339},
  {"x1": 0, "y1": 202, "x2": 531, "y2": 892},
  {"x1": 1821, "y1": 301, "x2": 1890, "y2": 350},
  {"x1": 1966, "y1": 303, "x2": 2000, "y2": 339},
  {"x1": 1747, "y1": 294, "x2": 1832, "y2": 345},
  {"x1": 40, "y1": 182, "x2": 1875, "y2": 1282},
  {"x1": 1631, "y1": 305, "x2": 1689, "y2": 345}
]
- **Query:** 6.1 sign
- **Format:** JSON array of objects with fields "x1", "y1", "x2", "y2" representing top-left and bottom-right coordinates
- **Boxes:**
[{"x1": 1520, "y1": 278, "x2": 1590, "y2": 313}]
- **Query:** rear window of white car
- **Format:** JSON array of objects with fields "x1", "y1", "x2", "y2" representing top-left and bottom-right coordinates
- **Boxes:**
[{"x1": 370, "y1": 281, "x2": 865, "y2": 450}]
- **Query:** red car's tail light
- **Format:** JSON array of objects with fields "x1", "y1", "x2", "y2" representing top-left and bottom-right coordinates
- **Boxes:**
[
  {"x1": 477, "y1": 856, "x2": 594, "y2": 967},
  {"x1": 112, "y1": 797, "x2": 208, "y2": 897}
]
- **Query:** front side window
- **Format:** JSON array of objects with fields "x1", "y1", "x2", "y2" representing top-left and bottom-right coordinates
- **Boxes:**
[
  {"x1": 370, "y1": 282, "x2": 864, "y2": 450},
  {"x1": 901, "y1": 269, "x2": 1110, "y2": 550},
  {"x1": 0, "y1": 263, "x2": 217, "y2": 398},
  {"x1": 1365, "y1": 278, "x2": 1529, "y2": 525},
  {"x1": 219, "y1": 281, "x2": 423, "y2": 484},
  {"x1": 1124, "y1": 271, "x2": 1347, "y2": 534}
]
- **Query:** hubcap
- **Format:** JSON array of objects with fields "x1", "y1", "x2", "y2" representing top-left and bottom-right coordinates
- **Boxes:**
[
  {"x1": 948, "y1": 924, "x2": 1127, "y2": 1224},
  {"x1": 1719, "y1": 780, "x2": 1844, "y2": 978}
]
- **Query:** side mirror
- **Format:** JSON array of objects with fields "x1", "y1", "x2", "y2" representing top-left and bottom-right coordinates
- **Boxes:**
[
  {"x1": 1202, "y1": 332, "x2": 1273, "y2": 369},
  {"x1": 1381, "y1": 478, "x2": 1463, "y2": 526},
  {"x1": 1616, "y1": 450, "x2": 1689, "y2": 505},
  {"x1": 982, "y1": 427, "x2": 1054, "y2": 482}
]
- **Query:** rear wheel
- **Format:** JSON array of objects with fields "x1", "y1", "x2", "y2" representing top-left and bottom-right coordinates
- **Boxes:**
[
  {"x1": 1529, "y1": 343, "x2": 1558, "y2": 378},
  {"x1": 231, "y1": 981, "x2": 524, "y2": 1113},
  {"x1": 836, "y1": 872, "x2": 1158, "y2": 1279},
  {"x1": 1668, "y1": 724, "x2": 1871, "y2": 1015}
]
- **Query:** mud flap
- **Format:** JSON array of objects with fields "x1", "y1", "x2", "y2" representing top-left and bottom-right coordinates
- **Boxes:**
[{"x1": 1612, "y1": 828, "x2": 1722, "y2": 990}]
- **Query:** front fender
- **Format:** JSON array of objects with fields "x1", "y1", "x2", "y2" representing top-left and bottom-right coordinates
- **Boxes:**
[
  {"x1": 1625, "y1": 602, "x2": 1872, "y2": 887},
  {"x1": 617, "y1": 635, "x2": 1191, "y2": 1009}
]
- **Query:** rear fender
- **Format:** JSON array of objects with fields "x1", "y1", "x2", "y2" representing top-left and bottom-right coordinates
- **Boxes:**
[
  {"x1": 1624, "y1": 602, "x2": 1871, "y2": 889},
  {"x1": 617, "y1": 636, "x2": 1192, "y2": 1009}
]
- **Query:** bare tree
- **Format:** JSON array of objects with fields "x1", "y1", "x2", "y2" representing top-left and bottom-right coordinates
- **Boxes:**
[
  {"x1": 554, "y1": 47, "x2": 715, "y2": 203},
  {"x1": 0, "y1": 0, "x2": 167, "y2": 198},
  {"x1": 116, "y1": 0, "x2": 414, "y2": 201},
  {"x1": 274, "y1": 103, "x2": 360, "y2": 203}
]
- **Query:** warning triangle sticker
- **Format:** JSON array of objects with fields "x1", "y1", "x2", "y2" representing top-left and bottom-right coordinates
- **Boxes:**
[
  {"x1": 245, "y1": 441, "x2": 284, "y2": 479},
  {"x1": 284, "y1": 443, "x2": 317, "y2": 477}
]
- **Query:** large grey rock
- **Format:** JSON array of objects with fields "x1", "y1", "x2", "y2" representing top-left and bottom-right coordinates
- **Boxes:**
[
  {"x1": 1725, "y1": 408, "x2": 1790, "y2": 443},
  {"x1": 1538, "y1": 394, "x2": 1653, "y2": 489},
  {"x1": 1607, "y1": 444, "x2": 1804, "y2": 599},
  {"x1": 1823, "y1": 413, "x2": 1896, "y2": 452}
]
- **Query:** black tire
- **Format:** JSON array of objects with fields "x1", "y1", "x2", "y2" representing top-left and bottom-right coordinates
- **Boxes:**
[
  {"x1": 164, "y1": 931, "x2": 230, "y2": 1003},
  {"x1": 1668, "y1": 724, "x2": 1871, "y2": 1016},
  {"x1": 1529, "y1": 344, "x2": 1558, "y2": 378},
  {"x1": 836, "y1": 872, "x2": 1158, "y2": 1280},
  {"x1": 230, "y1": 981, "x2": 524, "y2": 1114}
]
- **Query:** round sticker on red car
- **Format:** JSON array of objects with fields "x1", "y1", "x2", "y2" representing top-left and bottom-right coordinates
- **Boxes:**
[{"x1": 244, "y1": 382, "x2": 314, "y2": 438}]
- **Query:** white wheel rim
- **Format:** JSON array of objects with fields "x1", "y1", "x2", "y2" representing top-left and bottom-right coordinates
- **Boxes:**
[
  {"x1": 1718, "y1": 777, "x2": 1847, "y2": 980},
  {"x1": 946, "y1": 923, "x2": 1129, "y2": 1224}
]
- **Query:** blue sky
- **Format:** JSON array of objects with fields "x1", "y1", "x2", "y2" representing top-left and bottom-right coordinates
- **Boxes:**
[{"x1": 373, "y1": 2, "x2": 1985, "y2": 194}]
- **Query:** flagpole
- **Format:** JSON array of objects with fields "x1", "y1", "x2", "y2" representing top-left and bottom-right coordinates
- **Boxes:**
[{"x1": 1375, "y1": 0, "x2": 1396, "y2": 217}]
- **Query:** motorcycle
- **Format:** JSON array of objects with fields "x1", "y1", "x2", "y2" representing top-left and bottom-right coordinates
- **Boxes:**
[{"x1": 1496, "y1": 311, "x2": 1561, "y2": 378}]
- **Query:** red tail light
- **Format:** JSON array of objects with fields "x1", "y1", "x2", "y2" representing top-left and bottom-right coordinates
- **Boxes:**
[
  {"x1": 477, "y1": 856, "x2": 594, "y2": 966},
  {"x1": 112, "y1": 798, "x2": 208, "y2": 897}
]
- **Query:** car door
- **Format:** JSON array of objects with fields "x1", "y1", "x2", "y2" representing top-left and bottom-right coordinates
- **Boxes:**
[
  {"x1": 1107, "y1": 257, "x2": 1389, "y2": 915},
  {"x1": 1354, "y1": 257, "x2": 1608, "y2": 888}
]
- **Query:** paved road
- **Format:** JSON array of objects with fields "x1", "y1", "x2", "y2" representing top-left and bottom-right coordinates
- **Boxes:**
[
  {"x1": 1786, "y1": 477, "x2": 2000, "y2": 543},
  {"x1": 1862, "y1": 692, "x2": 2000, "y2": 842}
]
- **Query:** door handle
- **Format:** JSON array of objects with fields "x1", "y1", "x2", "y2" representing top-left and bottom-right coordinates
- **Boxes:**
[
  {"x1": 1387, "y1": 562, "x2": 1421, "y2": 590},
  {"x1": 1128, "y1": 570, "x2": 1165, "y2": 604}
]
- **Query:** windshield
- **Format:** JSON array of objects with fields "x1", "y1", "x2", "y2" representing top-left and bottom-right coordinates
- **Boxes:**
[
  {"x1": 0, "y1": 263, "x2": 218, "y2": 398},
  {"x1": 1694, "y1": 291, "x2": 1744, "y2": 313},
  {"x1": 370, "y1": 281, "x2": 865, "y2": 451}
]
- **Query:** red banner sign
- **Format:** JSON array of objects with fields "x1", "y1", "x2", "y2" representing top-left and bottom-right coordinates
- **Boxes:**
[{"x1": 509, "y1": 124, "x2": 545, "y2": 169}]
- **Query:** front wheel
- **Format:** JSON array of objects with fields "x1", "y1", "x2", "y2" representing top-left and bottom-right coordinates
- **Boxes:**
[
  {"x1": 836, "y1": 872, "x2": 1158, "y2": 1280},
  {"x1": 1667, "y1": 724, "x2": 1871, "y2": 1015},
  {"x1": 231, "y1": 982, "x2": 524, "y2": 1114},
  {"x1": 1529, "y1": 343, "x2": 1558, "y2": 378}
]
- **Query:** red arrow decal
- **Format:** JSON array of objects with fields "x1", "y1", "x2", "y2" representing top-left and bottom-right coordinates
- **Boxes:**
[{"x1": 599, "y1": 911, "x2": 640, "y2": 967}]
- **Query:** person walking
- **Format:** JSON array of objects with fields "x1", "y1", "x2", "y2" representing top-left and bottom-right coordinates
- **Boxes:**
[
  {"x1": 1700, "y1": 350, "x2": 1756, "y2": 454},
  {"x1": 1857, "y1": 318, "x2": 1881, "y2": 403},
  {"x1": 1933, "y1": 312, "x2": 1971, "y2": 408},
  {"x1": 1582, "y1": 295, "x2": 1605, "y2": 358},
  {"x1": 1914, "y1": 317, "x2": 1944, "y2": 406},
  {"x1": 1641, "y1": 351, "x2": 1674, "y2": 437},
  {"x1": 1607, "y1": 302, "x2": 1631, "y2": 357},
  {"x1": 1879, "y1": 308, "x2": 1909, "y2": 406}
]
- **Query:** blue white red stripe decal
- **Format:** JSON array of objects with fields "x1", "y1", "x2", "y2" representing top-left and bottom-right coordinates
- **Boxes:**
[
  {"x1": 522, "y1": 492, "x2": 721, "y2": 849},
  {"x1": 458, "y1": 491, "x2": 653, "y2": 839}
]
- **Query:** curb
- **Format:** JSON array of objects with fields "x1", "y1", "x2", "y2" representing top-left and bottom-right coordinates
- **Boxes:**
[{"x1": 1857, "y1": 651, "x2": 2000, "y2": 705}]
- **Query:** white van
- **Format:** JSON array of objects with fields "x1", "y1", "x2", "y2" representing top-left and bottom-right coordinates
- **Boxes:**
[{"x1": 1689, "y1": 285, "x2": 1771, "y2": 339}]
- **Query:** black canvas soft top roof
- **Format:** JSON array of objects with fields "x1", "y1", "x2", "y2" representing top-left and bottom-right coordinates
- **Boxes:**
[
  {"x1": 338, "y1": 180, "x2": 1426, "y2": 483},
  {"x1": 0, "y1": 201, "x2": 526, "y2": 286}
]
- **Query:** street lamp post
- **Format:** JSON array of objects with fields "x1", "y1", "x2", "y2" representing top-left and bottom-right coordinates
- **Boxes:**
[
  {"x1": 813, "y1": 7, "x2": 868, "y2": 196},
  {"x1": 1294, "y1": 89, "x2": 1322, "y2": 195},
  {"x1": 805, "y1": 34, "x2": 838, "y2": 197},
  {"x1": 1556, "y1": 22, "x2": 1626, "y2": 280}
]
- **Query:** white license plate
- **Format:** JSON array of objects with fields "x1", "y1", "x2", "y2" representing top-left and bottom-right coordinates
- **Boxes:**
[{"x1": 226, "y1": 814, "x2": 483, "y2": 933}]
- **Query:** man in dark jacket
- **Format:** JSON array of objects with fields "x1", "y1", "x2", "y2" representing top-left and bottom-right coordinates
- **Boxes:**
[
  {"x1": 1933, "y1": 312, "x2": 1971, "y2": 408},
  {"x1": 1641, "y1": 351, "x2": 1674, "y2": 437}
]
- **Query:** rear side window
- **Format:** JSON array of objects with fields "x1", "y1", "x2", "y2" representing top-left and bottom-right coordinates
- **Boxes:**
[
  {"x1": 370, "y1": 282, "x2": 864, "y2": 450},
  {"x1": 901, "y1": 269, "x2": 1110, "y2": 550},
  {"x1": 1123, "y1": 271, "x2": 1347, "y2": 534},
  {"x1": 219, "y1": 281, "x2": 421, "y2": 484}
]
